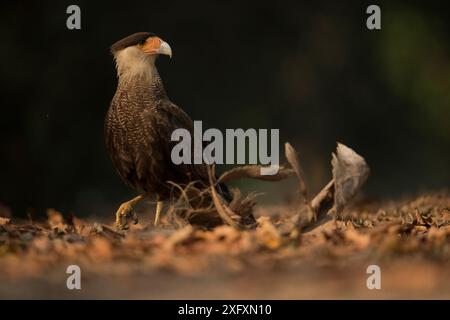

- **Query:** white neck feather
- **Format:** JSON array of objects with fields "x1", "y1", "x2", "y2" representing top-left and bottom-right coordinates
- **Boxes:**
[{"x1": 114, "y1": 46, "x2": 157, "y2": 82}]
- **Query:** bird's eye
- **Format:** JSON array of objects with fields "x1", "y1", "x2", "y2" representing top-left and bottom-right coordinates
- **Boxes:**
[{"x1": 139, "y1": 39, "x2": 147, "y2": 45}]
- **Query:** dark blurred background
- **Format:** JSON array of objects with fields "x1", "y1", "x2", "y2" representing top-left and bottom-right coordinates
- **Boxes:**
[{"x1": 1, "y1": 0, "x2": 449, "y2": 217}]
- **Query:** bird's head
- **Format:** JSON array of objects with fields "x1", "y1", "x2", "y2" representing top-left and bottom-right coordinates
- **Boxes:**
[{"x1": 111, "y1": 32, "x2": 172, "y2": 78}]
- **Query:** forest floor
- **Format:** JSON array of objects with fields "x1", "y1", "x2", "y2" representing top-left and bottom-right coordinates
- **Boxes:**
[{"x1": 1, "y1": 191, "x2": 450, "y2": 299}]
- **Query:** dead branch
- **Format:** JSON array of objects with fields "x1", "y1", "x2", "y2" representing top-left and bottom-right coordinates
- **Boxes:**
[
  {"x1": 299, "y1": 180, "x2": 335, "y2": 232},
  {"x1": 295, "y1": 143, "x2": 369, "y2": 232},
  {"x1": 285, "y1": 142, "x2": 310, "y2": 205},
  {"x1": 208, "y1": 165, "x2": 241, "y2": 229},
  {"x1": 218, "y1": 165, "x2": 295, "y2": 183}
]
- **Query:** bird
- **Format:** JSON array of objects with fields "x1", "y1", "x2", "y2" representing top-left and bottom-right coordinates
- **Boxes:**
[{"x1": 105, "y1": 32, "x2": 231, "y2": 229}]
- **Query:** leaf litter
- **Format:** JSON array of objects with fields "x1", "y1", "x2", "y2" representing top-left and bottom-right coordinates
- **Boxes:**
[{"x1": 1, "y1": 143, "x2": 450, "y2": 297}]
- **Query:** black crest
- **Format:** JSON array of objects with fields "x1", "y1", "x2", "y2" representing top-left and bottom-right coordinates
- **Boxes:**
[{"x1": 110, "y1": 32, "x2": 155, "y2": 54}]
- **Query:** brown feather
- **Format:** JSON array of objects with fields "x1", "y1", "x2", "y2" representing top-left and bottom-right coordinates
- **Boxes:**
[{"x1": 105, "y1": 62, "x2": 215, "y2": 200}]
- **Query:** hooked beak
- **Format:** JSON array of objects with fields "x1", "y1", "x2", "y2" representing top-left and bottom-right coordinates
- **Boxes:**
[
  {"x1": 158, "y1": 41, "x2": 172, "y2": 58},
  {"x1": 142, "y1": 37, "x2": 172, "y2": 58}
]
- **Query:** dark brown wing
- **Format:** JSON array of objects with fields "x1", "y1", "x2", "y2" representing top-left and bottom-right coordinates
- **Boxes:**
[
  {"x1": 144, "y1": 99, "x2": 232, "y2": 200},
  {"x1": 141, "y1": 99, "x2": 210, "y2": 185},
  {"x1": 106, "y1": 94, "x2": 230, "y2": 200}
]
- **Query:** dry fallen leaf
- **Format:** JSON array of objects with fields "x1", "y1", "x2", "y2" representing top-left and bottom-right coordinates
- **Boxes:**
[
  {"x1": 0, "y1": 217, "x2": 11, "y2": 225},
  {"x1": 344, "y1": 229, "x2": 370, "y2": 249},
  {"x1": 88, "y1": 237, "x2": 113, "y2": 261},
  {"x1": 46, "y1": 208, "x2": 67, "y2": 233},
  {"x1": 332, "y1": 143, "x2": 370, "y2": 214},
  {"x1": 163, "y1": 225, "x2": 194, "y2": 250},
  {"x1": 256, "y1": 217, "x2": 282, "y2": 250}
]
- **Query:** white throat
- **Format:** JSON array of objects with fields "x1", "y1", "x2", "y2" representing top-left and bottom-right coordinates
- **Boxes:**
[{"x1": 114, "y1": 46, "x2": 157, "y2": 81}]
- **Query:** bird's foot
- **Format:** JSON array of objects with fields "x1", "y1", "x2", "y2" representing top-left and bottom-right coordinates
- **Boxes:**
[{"x1": 114, "y1": 195, "x2": 144, "y2": 230}]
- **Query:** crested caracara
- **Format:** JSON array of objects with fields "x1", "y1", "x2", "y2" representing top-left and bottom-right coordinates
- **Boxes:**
[{"x1": 105, "y1": 32, "x2": 230, "y2": 229}]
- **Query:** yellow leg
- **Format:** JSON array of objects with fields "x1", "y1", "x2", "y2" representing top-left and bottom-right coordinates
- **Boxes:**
[
  {"x1": 115, "y1": 195, "x2": 145, "y2": 230},
  {"x1": 154, "y1": 196, "x2": 164, "y2": 226}
]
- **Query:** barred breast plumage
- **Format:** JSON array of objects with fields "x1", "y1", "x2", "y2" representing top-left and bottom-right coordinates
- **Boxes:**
[{"x1": 105, "y1": 71, "x2": 213, "y2": 200}]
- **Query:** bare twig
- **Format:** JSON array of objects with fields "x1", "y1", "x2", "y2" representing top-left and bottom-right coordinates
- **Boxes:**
[
  {"x1": 285, "y1": 143, "x2": 310, "y2": 205},
  {"x1": 208, "y1": 165, "x2": 240, "y2": 229},
  {"x1": 300, "y1": 180, "x2": 335, "y2": 232},
  {"x1": 218, "y1": 165, "x2": 295, "y2": 183}
]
